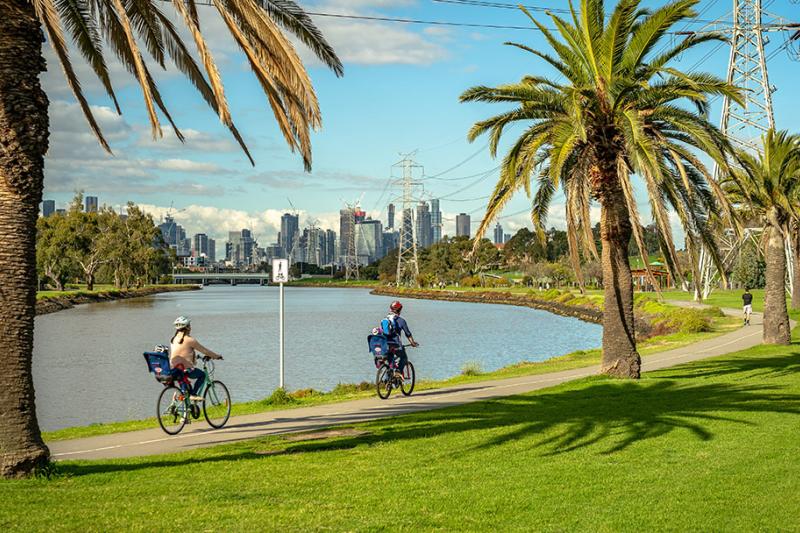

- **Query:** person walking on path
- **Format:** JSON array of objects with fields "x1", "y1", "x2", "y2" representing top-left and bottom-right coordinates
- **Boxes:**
[{"x1": 742, "y1": 288, "x2": 754, "y2": 326}]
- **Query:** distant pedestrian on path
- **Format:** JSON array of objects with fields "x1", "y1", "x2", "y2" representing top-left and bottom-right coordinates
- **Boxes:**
[{"x1": 742, "y1": 288, "x2": 753, "y2": 326}]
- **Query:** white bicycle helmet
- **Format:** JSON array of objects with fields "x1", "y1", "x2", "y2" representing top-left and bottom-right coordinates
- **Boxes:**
[{"x1": 174, "y1": 316, "x2": 191, "y2": 329}]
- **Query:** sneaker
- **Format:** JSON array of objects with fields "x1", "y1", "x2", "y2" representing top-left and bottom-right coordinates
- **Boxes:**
[{"x1": 190, "y1": 395, "x2": 204, "y2": 402}]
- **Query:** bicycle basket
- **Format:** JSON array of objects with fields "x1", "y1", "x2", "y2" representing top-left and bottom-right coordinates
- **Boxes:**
[{"x1": 143, "y1": 352, "x2": 173, "y2": 383}]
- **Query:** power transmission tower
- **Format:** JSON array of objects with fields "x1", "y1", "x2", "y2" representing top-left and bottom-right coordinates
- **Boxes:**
[
  {"x1": 393, "y1": 154, "x2": 423, "y2": 287},
  {"x1": 342, "y1": 200, "x2": 361, "y2": 281},
  {"x1": 690, "y1": 1, "x2": 798, "y2": 299}
]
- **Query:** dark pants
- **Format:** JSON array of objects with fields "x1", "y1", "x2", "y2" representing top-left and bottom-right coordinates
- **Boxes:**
[
  {"x1": 389, "y1": 345, "x2": 407, "y2": 374},
  {"x1": 174, "y1": 367, "x2": 205, "y2": 395}
]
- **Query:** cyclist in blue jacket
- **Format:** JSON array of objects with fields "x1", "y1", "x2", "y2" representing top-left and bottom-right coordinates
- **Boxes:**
[{"x1": 382, "y1": 301, "x2": 419, "y2": 379}]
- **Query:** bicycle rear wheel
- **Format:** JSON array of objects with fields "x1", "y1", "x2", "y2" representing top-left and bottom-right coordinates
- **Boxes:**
[
  {"x1": 400, "y1": 362, "x2": 415, "y2": 396},
  {"x1": 157, "y1": 385, "x2": 188, "y2": 435},
  {"x1": 376, "y1": 364, "x2": 392, "y2": 399},
  {"x1": 203, "y1": 380, "x2": 231, "y2": 429}
]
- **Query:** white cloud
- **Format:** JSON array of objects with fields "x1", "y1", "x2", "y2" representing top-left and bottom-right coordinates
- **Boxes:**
[{"x1": 149, "y1": 159, "x2": 223, "y2": 173}]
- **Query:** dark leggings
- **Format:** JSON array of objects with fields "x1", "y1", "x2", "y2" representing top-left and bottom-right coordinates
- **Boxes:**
[{"x1": 174, "y1": 367, "x2": 205, "y2": 395}]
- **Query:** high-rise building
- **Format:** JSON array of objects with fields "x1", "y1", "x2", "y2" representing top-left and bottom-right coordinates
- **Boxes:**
[
  {"x1": 416, "y1": 201, "x2": 432, "y2": 249},
  {"x1": 456, "y1": 213, "x2": 471, "y2": 238},
  {"x1": 226, "y1": 229, "x2": 255, "y2": 266},
  {"x1": 339, "y1": 208, "x2": 365, "y2": 264},
  {"x1": 41, "y1": 200, "x2": 55, "y2": 217},
  {"x1": 280, "y1": 213, "x2": 299, "y2": 260},
  {"x1": 84, "y1": 196, "x2": 98, "y2": 213},
  {"x1": 493, "y1": 222, "x2": 504, "y2": 245},
  {"x1": 55, "y1": 208, "x2": 66, "y2": 215},
  {"x1": 382, "y1": 230, "x2": 399, "y2": 256},
  {"x1": 208, "y1": 238, "x2": 216, "y2": 263},
  {"x1": 303, "y1": 227, "x2": 323, "y2": 266},
  {"x1": 192, "y1": 233, "x2": 215, "y2": 263},
  {"x1": 387, "y1": 203, "x2": 395, "y2": 230},
  {"x1": 357, "y1": 219, "x2": 384, "y2": 264},
  {"x1": 430, "y1": 199, "x2": 442, "y2": 244},
  {"x1": 325, "y1": 229, "x2": 337, "y2": 265},
  {"x1": 158, "y1": 214, "x2": 187, "y2": 255}
]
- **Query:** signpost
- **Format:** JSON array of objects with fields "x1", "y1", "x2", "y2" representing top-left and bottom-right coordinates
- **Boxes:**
[{"x1": 272, "y1": 259, "x2": 289, "y2": 389}]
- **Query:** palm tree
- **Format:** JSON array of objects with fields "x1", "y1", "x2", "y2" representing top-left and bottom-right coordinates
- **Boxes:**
[
  {"x1": 722, "y1": 130, "x2": 800, "y2": 344},
  {"x1": 460, "y1": 0, "x2": 741, "y2": 379},
  {"x1": 0, "y1": 0, "x2": 341, "y2": 477}
]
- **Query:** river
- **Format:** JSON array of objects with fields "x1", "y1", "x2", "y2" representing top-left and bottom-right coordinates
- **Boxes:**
[{"x1": 32, "y1": 286, "x2": 602, "y2": 430}]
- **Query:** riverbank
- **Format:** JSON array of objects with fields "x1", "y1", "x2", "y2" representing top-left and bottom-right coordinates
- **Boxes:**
[
  {"x1": 287, "y1": 277, "x2": 381, "y2": 288},
  {"x1": 35, "y1": 285, "x2": 201, "y2": 316}
]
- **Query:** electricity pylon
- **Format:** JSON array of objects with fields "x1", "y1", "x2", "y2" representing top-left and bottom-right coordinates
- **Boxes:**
[
  {"x1": 690, "y1": 0, "x2": 798, "y2": 299},
  {"x1": 393, "y1": 154, "x2": 422, "y2": 287}
]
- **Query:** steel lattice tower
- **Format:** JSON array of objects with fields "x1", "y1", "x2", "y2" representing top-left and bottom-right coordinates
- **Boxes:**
[
  {"x1": 394, "y1": 155, "x2": 422, "y2": 287},
  {"x1": 693, "y1": 0, "x2": 797, "y2": 299}
]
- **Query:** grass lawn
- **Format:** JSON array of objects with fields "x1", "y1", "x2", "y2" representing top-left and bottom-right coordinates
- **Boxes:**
[{"x1": 4, "y1": 328, "x2": 800, "y2": 530}]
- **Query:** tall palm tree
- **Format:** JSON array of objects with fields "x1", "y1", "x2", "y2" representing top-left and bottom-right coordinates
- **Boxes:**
[
  {"x1": 460, "y1": 0, "x2": 741, "y2": 379},
  {"x1": 722, "y1": 130, "x2": 800, "y2": 344},
  {"x1": 0, "y1": 0, "x2": 341, "y2": 477}
]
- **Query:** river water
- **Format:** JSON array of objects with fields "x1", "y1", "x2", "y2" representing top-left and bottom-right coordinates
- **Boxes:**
[{"x1": 32, "y1": 286, "x2": 602, "y2": 430}]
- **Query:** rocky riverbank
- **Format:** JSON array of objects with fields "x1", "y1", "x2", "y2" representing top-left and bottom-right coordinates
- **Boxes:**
[
  {"x1": 36, "y1": 285, "x2": 201, "y2": 316},
  {"x1": 370, "y1": 287, "x2": 603, "y2": 324}
]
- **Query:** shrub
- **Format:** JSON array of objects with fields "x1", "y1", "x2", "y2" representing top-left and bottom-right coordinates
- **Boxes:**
[
  {"x1": 460, "y1": 361, "x2": 484, "y2": 376},
  {"x1": 290, "y1": 388, "x2": 319, "y2": 399},
  {"x1": 332, "y1": 382, "x2": 373, "y2": 395},
  {"x1": 460, "y1": 275, "x2": 482, "y2": 288},
  {"x1": 555, "y1": 292, "x2": 575, "y2": 303},
  {"x1": 667, "y1": 309, "x2": 711, "y2": 333},
  {"x1": 540, "y1": 288, "x2": 561, "y2": 300},
  {"x1": 262, "y1": 387, "x2": 296, "y2": 406}
]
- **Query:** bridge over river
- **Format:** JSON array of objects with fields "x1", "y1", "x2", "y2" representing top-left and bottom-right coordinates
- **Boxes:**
[{"x1": 173, "y1": 272, "x2": 271, "y2": 285}]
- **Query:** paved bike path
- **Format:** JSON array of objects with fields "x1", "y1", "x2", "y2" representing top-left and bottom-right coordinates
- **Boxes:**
[{"x1": 50, "y1": 305, "x2": 765, "y2": 461}]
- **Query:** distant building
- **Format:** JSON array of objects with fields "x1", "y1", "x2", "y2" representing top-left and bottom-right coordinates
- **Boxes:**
[
  {"x1": 158, "y1": 215, "x2": 187, "y2": 255},
  {"x1": 325, "y1": 229, "x2": 337, "y2": 265},
  {"x1": 357, "y1": 219, "x2": 384, "y2": 264},
  {"x1": 339, "y1": 208, "x2": 365, "y2": 264},
  {"x1": 192, "y1": 233, "x2": 216, "y2": 263},
  {"x1": 416, "y1": 201, "x2": 432, "y2": 249},
  {"x1": 504, "y1": 233, "x2": 512, "y2": 244},
  {"x1": 430, "y1": 199, "x2": 442, "y2": 244},
  {"x1": 55, "y1": 208, "x2": 66, "y2": 215},
  {"x1": 387, "y1": 203, "x2": 395, "y2": 230},
  {"x1": 226, "y1": 229, "x2": 256, "y2": 267},
  {"x1": 84, "y1": 196, "x2": 98, "y2": 213},
  {"x1": 41, "y1": 200, "x2": 55, "y2": 217},
  {"x1": 280, "y1": 213, "x2": 299, "y2": 260},
  {"x1": 382, "y1": 230, "x2": 399, "y2": 256},
  {"x1": 493, "y1": 222, "x2": 504, "y2": 245},
  {"x1": 456, "y1": 213, "x2": 471, "y2": 238}
]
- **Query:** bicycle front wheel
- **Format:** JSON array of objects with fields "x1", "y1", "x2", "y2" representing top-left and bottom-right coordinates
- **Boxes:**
[
  {"x1": 157, "y1": 385, "x2": 188, "y2": 435},
  {"x1": 401, "y1": 362, "x2": 416, "y2": 396},
  {"x1": 203, "y1": 380, "x2": 231, "y2": 429},
  {"x1": 376, "y1": 364, "x2": 392, "y2": 399}
]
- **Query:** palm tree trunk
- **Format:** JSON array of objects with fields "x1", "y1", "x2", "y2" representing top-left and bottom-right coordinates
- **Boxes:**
[
  {"x1": 792, "y1": 229, "x2": 800, "y2": 311},
  {"x1": 599, "y1": 182, "x2": 641, "y2": 378},
  {"x1": 0, "y1": 0, "x2": 51, "y2": 477},
  {"x1": 763, "y1": 223, "x2": 791, "y2": 345}
]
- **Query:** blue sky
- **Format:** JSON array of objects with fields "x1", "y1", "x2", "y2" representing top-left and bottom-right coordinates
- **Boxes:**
[{"x1": 42, "y1": 0, "x2": 800, "y2": 246}]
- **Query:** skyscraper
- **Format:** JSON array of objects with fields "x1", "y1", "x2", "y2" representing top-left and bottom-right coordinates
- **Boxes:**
[
  {"x1": 84, "y1": 196, "x2": 98, "y2": 213},
  {"x1": 208, "y1": 238, "x2": 216, "y2": 263},
  {"x1": 493, "y1": 222, "x2": 504, "y2": 245},
  {"x1": 158, "y1": 215, "x2": 187, "y2": 255},
  {"x1": 325, "y1": 229, "x2": 337, "y2": 265},
  {"x1": 193, "y1": 233, "x2": 210, "y2": 257},
  {"x1": 430, "y1": 199, "x2": 442, "y2": 244},
  {"x1": 357, "y1": 219, "x2": 384, "y2": 264},
  {"x1": 226, "y1": 229, "x2": 255, "y2": 266},
  {"x1": 280, "y1": 213, "x2": 299, "y2": 259},
  {"x1": 456, "y1": 213, "x2": 471, "y2": 238},
  {"x1": 416, "y1": 201, "x2": 432, "y2": 249},
  {"x1": 41, "y1": 200, "x2": 55, "y2": 217},
  {"x1": 387, "y1": 203, "x2": 395, "y2": 230}
]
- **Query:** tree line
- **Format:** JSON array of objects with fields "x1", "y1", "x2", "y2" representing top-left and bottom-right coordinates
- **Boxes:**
[{"x1": 37, "y1": 194, "x2": 173, "y2": 291}]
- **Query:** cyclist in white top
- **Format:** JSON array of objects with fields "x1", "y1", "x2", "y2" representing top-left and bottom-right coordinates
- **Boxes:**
[{"x1": 169, "y1": 316, "x2": 222, "y2": 401}]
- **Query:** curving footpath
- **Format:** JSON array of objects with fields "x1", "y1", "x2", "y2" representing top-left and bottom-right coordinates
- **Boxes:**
[{"x1": 50, "y1": 305, "x2": 766, "y2": 461}]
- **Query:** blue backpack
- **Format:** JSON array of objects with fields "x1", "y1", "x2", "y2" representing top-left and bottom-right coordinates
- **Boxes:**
[{"x1": 380, "y1": 314, "x2": 398, "y2": 337}]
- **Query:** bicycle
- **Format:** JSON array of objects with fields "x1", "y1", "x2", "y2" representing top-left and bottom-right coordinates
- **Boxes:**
[
  {"x1": 374, "y1": 344, "x2": 416, "y2": 400},
  {"x1": 143, "y1": 351, "x2": 231, "y2": 435}
]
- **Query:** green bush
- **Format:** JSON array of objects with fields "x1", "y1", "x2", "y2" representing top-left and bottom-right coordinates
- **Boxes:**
[
  {"x1": 460, "y1": 361, "x2": 484, "y2": 376},
  {"x1": 261, "y1": 387, "x2": 296, "y2": 406},
  {"x1": 331, "y1": 382, "x2": 373, "y2": 395},
  {"x1": 460, "y1": 275, "x2": 482, "y2": 288},
  {"x1": 555, "y1": 292, "x2": 575, "y2": 303},
  {"x1": 666, "y1": 309, "x2": 711, "y2": 333}
]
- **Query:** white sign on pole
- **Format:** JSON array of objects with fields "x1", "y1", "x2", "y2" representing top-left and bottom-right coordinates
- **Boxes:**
[
  {"x1": 272, "y1": 258, "x2": 288, "y2": 389},
  {"x1": 272, "y1": 259, "x2": 289, "y2": 284}
]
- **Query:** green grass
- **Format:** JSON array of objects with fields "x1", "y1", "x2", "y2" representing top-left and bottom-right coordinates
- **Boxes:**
[
  {"x1": 6, "y1": 328, "x2": 800, "y2": 530},
  {"x1": 36, "y1": 284, "x2": 185, "y2": 301},
  {"x1": 287, "y1": 277, "x2": 381, "y2": 287},
  {"x1": 43, "y1": 312, "x2": 738, "y2": 443}
]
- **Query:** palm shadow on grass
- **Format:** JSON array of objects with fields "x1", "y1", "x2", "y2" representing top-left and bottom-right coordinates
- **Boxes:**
[{"x1": 59, "y1": 344, "x2": 800, "y2": 477}]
